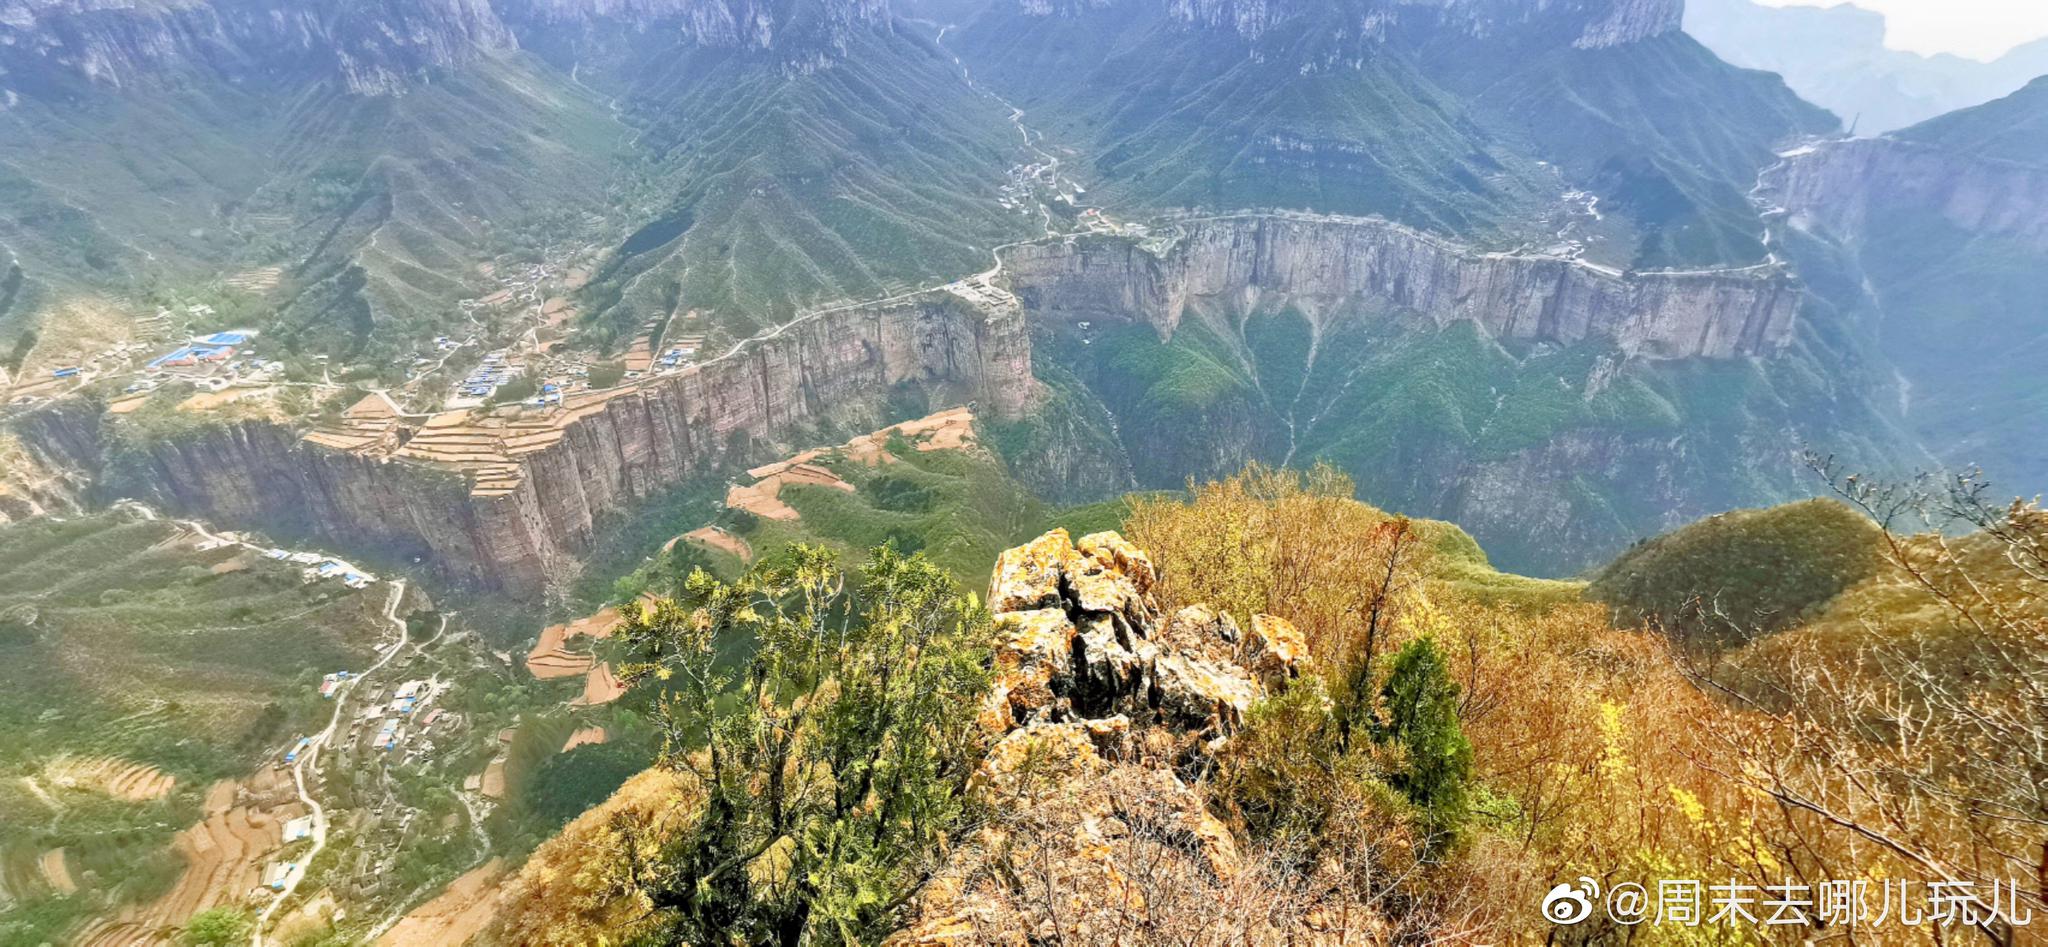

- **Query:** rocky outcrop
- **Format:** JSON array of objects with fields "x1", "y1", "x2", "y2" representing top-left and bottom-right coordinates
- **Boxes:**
[
  {"x1": 1762, "y1": 138, "x2": 2048, "y2": 254},
  {"x1": 980, "y1": 529, "x2": 1304, "y2": 749},
  {"x1": 893, "y1": 528, "x2": 1310, "y2": 942},
  {"x1": 503, "y1": 0, "x2": 888, "y2": 51},
  {"x1": 1005, "y1": 214, "x2": 1799, "y2": 360}
]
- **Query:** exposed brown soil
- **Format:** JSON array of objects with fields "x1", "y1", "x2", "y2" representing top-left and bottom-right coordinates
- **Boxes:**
[
  {"x1": 560, "y1": 727, "x2": 608, "y2": 752},
  {"x1": 377, "y1": 858, "x2": 511, "y2": 946},
  {"x1": 38, "y1": 848, "x2": 77, "y2": 895},
  {"x1": 80, "y1": 771, "x2": 301, "y2": 945},
  {"x1": 725, "y1": 462, "x2": 853, "y2": 521},
  {"x1": 574, "y1": 663, "x2": 627, "y2": 707},
  {"x1": 176, "y1": 387, "x2": 276, "y2": 413},
  {"x1": 525, "y1": 606, "x2": 623, "y2": 681},
  {"x1": 480, "y1": 759, "x2": 508, "y2": 800},
  {"x1": 841, "y1": 405, "x2": 976, "y2": 465},
  {"x1": 718, "y1": 407, "x2": 977, "y2": 525},
  {"x1": 680, "y1": 525, "x2": 753, "y2": 563},
  {"x1": 223, "y1": 266, "x2": 283, "y2": 293}
]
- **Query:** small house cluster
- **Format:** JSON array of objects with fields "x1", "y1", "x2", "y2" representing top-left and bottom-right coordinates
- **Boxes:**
[
  {"x1": 355, "y1": 677, "x2": 452, "y2": 753},
  {"x1": 318, "y1": 671, "x2": 354, "y2": 698},
  {"x1": 266, "y1": 548, "x2": 375, "y2": 589}
]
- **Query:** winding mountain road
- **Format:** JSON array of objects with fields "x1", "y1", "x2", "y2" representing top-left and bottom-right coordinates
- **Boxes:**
[{"x1": 251, "y1": 580, "x2": 413, "y2": 947}]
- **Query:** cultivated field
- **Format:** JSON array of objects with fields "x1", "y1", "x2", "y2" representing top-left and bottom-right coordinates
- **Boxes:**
[{"x1": 0, "y1": 510, "x2": 388, "y2": 944}]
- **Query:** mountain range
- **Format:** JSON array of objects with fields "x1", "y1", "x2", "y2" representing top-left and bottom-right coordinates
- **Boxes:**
[
  {"x1": 0, "y1": 0, "x2": 2040, "y2": 573},
  {"x1": 5, "y1": 0, "x2": 2048, "y2": 942},
  {"x1": 1685, "y1": 0, "x2": 2048, "y2": 133}
]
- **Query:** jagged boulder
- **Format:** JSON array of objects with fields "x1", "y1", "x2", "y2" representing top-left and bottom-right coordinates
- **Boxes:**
[
  {"x1": 1245, "y1": 613, "x2": 1308, "y2": 688},
  {"x1": 894, "y1": 530, "x2": 1317, "y2": 942},
  {"x1": 984, "y1": 529, "x2": 1301, "y2": 745}
]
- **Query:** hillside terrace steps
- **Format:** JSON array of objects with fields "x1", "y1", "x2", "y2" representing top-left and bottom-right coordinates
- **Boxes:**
[{"x1": 297, "y1": 374, "x2": 684, "y2": 500}]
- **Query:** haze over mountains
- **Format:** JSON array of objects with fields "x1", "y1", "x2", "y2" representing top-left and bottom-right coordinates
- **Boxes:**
[{"x1": 1685, "y1": 0, "x2": 2048, "y2": 132}]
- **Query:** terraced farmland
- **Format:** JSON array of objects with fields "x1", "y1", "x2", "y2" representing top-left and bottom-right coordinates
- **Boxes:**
[{"x1": 0, "y1": 510, "x2": 390, "y2": 944}]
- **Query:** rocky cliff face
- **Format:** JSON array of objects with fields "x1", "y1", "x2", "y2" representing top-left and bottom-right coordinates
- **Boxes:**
[
  {"x1": 13, "y1": 214, "x2": 1812, "y2": 588},
  {"x1": 110, "y1": 288, "x2": 1032, "y2": 593},
  {"x1": 1762, "y1": 138, "x2": 2048, "y2": 254},
  {"x1": 1038, "y1": 0, "x2": 1678, "y2": 50},
  {"x1": 0, "y1": 398, "x2": 100, "y2": 522},
  {"x1": 1005, "y1": 215, "x2": 1798, "y2": 360},
  {"x1": 0, "y1": 0, "x2": 889, "y2": 97},
  {"x1": 0, "y1": 0, "x2": 515, "y2": 96}
]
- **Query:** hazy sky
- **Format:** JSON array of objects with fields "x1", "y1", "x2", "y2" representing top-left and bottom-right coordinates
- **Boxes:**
[{"x1": 1752, "y1": 0, "x2": 2048, "y2": 61}]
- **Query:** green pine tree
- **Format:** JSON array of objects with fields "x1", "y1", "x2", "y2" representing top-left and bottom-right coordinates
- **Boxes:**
[{"x1": 1377, "y1": 637, "x2": 1474, "y2": 842}]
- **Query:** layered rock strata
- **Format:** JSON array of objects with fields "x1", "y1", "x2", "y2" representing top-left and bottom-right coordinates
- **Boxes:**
[
  {"x1": 1005, "y1": 214, "x2": 1799, "y2": 359},
  {"x1": 1762, "y1": 138, "x2": 2048, "y2": 254},
  {"x1": 0, "y1": 0, "x2": 515, "y2": 96},
  {"x1": 1039, "y1": 0, "x2": 1680, "y2": 50},
  {"x1": 0, "y1": 0, "x2": 891, "y2": 97}
]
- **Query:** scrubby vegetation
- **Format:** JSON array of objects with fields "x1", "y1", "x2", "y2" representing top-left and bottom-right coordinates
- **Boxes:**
[
  {"x1": 1588, "y1": 497, "x2": 1886, "y2": 648},
  {"x1": 601, "y1": 545, "x2": 993, "y2": 944},
  {"x1": 493, "y1": 460, "x2": 2048, "y2": 943}
]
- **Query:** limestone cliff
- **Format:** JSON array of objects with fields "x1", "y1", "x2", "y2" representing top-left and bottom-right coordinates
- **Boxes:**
[
  {"x1": 9, "y1": 213, "x2": 1816, "y2": 589},
  {"x1": 503, "y1": 0, "x2": 889, "y2": 51},
  {"x1": 1762, "y1": 138, "x2": 2048, "y2": 254},
  {"x1": 1005, "y1": 214, "x2": 1799, "y2": 360},
  {"x1": 114, "y1": 288, "x2": 1031, "y2": 593}
]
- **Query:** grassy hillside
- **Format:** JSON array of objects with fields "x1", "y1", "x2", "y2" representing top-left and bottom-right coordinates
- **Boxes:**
[
  {"x1": 666, "y1": 438, "x2": 1103, "y2": 592},
  {"x1": 1894, "y1": 75, "x2": 2048, "y2": 166},
  {"x1": 0, "y1": 511, "x2": 390, "y2": 943},
  {"x1": 0, "y1": 19, "x2": 1033, "y2": 361},
  {"x1": 1586, "y1": 498, "x2": 1885, "y2": 648},
  {"x1": 951, "y1": 4, "x2": 1553, "y2": 241},
  {"x1": 560, "y1": 26, "x2": 1033, "y2": 343},
  {"x1": 1035, "y1": 292, "x2": 1911, "y2": 576},
  {"x1": 952, "y1": 6, "x2": 1830, "y2": 267},
  {"x1": 0, "y1": 54, "x2": 627, "y2": 365},
  {"x1": 1423, "y1": 31, "x2": 1837, "y2": 267},
  {"x1": 1774, "y1": 80, "x2": 2048, "y2": 496}
]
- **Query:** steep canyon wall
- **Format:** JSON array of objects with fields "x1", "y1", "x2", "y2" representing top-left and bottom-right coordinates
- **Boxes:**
[
  {"x1": 9, "y1": 214, "x2": 1806, "y2": 592},
  {"x1": 116, "y1": 290, "x2": 1030, "y2": 592},
  {"x1": 1004, "y1": 215, "x2": 1799, "y2": 359},
  {"x1": 1763, "y1": 138, "x2": 2048, "y2": 253}
]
